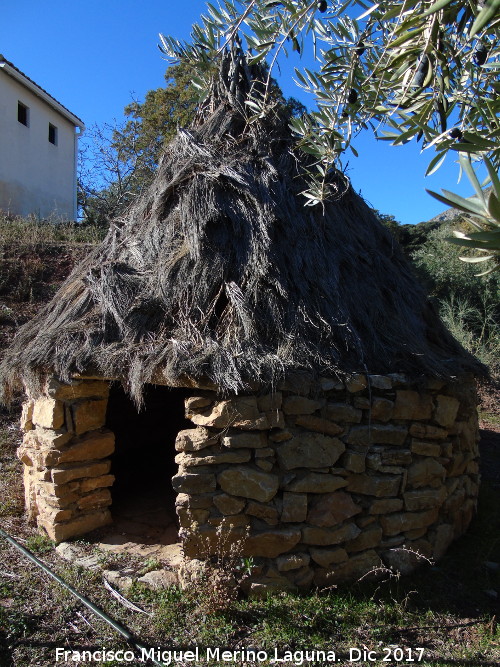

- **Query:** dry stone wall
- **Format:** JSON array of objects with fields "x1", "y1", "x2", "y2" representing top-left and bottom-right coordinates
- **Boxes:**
[
  {"x1": 17, "y1": 372, "x2": 479, "y2": 592},
  {"x1": 18, "y1": 379, "x2": 114, "y2": 542},
  {"x1": 173, "y1": 373, "x2": 479, "y2": 593}
]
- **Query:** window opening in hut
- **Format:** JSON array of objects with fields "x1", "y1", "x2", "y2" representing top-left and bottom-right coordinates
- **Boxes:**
[{"x1": 105, "y1": 383, "x2": 192, "y2": 548}]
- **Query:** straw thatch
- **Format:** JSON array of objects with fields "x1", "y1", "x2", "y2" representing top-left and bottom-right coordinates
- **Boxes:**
[{"x1": 0, "y1": 58, "x2": 484, "y2": 403}]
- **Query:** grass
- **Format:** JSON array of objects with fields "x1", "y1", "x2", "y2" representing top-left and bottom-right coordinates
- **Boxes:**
[
  {"x1": 0, "y1": 457, "x2": 498, "y2": 666},
  {"x1": 0, "y1": 213, "x2": 107, "y2": 246}
]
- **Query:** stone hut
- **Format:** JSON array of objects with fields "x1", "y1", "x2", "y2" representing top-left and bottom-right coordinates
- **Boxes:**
[{"x1": 0, "y1": 58, "x2": 483, "y2": 590}]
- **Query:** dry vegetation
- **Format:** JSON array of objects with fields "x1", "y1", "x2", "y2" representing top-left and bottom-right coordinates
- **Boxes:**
[{"x1": 0, "y1": 217, "x2": 498, "y2": 667}]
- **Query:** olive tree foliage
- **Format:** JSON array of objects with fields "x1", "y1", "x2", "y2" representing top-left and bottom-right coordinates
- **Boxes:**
[{"x1": 159, "y1": 0, "x2": 500, "y2": 268}]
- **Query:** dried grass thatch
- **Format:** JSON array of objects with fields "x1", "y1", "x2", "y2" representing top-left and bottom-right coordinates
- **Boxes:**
[{"x1": 0, "y1": 60, "x2": 484, "y2": 403}]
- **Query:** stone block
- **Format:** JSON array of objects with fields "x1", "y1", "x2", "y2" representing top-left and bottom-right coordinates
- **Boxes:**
[
  {"x1": 434, "y1": 395, "x2": 460, "y2": 428},
  {"x1": 310, "y1": 547, "x2": 348, "y2": 568},
  {"x1": 265, "y1": 411, "x2": 286, "y2": 429},
  {"x1": 77, "y1": 488, "x2": 112, "y2": 510},
  {"x1": 269, "y1": 430, "x2": 293, "y2": 443},
  {"x1": 38, "y1": 490, "x2": 80, "y2": 509},
  {"x1": 381, "y1": 449, "x2": 412, "y2": 466},
  {"x1": 282, "y1": 396, "x2": 325, "y2": 415},
  {"x1": 176, "y1": 493, "x2": 213, "y2": 510},
  {"x1": 175, "y1": 427, "x2": 219, "y2": 452},
  {"x1": 185, "y1": 396, "x2": 213, "y2": 412},
  {"x1": 51, "y1": 461, "x2": 111, "y2": 485},
  {"x1": 345, "y1": 424, "x2": 408, "y2": 447},
  {"x1": 243, "y1": 528, "x2": 302, "y2": 558},
  {"x1": 314, "y1": 550, "x2": 381, "y2": 586},
  {"x1": 21, "y1": 400, "x2": 34, "y2": 430},
  {"x1": 369, "y1": 498, "x2": 403, "y2": 514},
  {"x1": 393, "y1": 390, "x2": 433, "y2": 420},
  {"x1": 33, "y1": 398, "x2": 65, "y2": 430},
  {"x1": 322, "y1": 403, "x2": 362, "y2": 423},
  {"x1": 37, "y1": 503, "x2": 73, "y2": 522},
  {"x1": 319, "y1": 377, "x2": 344, "y2": 391},
  {"x1": 381, "y1": 546, "x2": 430, "y2": 575},
  {"x1": 353, "y1": 396, "x2": 371, "y2": 409},
  {"x1": 346, "y1": 374, "x2": 367, "y2": 393},
  {"x1": 307, "y1": 491, "x2": 361, "y2": 528},
  {"x1": 38, "y1": 509, "x2": 112, "y2": 543},
  {"x1": 257, "y1": 392, "x2": 282, "y2": 412},
  {"x1": 171, "y1": 473, "x2": 216, "y2": 494},
  {"x1": 411, "y1": 440, "x2": 442, "y2": 457},
  {"x1": 30, "y1": 428, "x2": 73, "y2": 450},
  {"x1": 432, "y1": 523, "x2": 454, "y2": 560},
  {"x1": 217, "y1": 466, "x2": 279, "y2": 502},
  {"x1": 222, "y1": 431, "x2": 267, "y2": 449},
  {"x1": 138, "y1": 570, "x2": 178, "y2": 590},
  {"x1": 295, "y1": 415, "x2": 343, "y2": 436},
  {"x1": 346, "y1": 473, "x2": 401, "y2": 497},
  {"x1": 256, "y1": 460, "x2": 273, "y2": 472},
  {"x1": 72, "y1": 399, "x2": 107, "y2": 436},
  {"x1": 370, "y1": 398, "x2": 394, "y2": 422},
  {"x1": 345, "y1": 525, "x2": 383, "y2": 552},
  {"x1": 342, "y1": 451, "x2": 366, "y2": 473},
  {"x1": 302, "y1": 522, "x2": 361, "y2": 546},
  {"x1": 175, "y1": 449, "x2": 251, "y2": 468},
  {"x1": 281, "y1": 492, "x2": 308, "y2": 523},
  {"x1": 409, "y1": 423, "x2": 448, "y2": 440},
  {"x1": 255, "y1": 448, "x2": 275, "y2": 458},
  {"x1": 285, "y1": 473, "x2": 348, "y2": 493},
  {"x1": 403, "y1": 487, "x2": 447, "y2": 511},
  {"x1": 178, "y1": 508, "x2": 211, "y2": 528},
  {"x1": 246, "y1": 501, "x2": 279, "y2": 525},
  {"x1": 404, "y1": 527, "x2": 428, "y2": 540},
  {"x1": 55, "y1": 431, "x2": 115, "y2": 465},
  {"x1": 212, "y1": 493, "x2": 245, "y2": 515},
  {"x1": 80, "y1": 474, "x2": 115, "y2": 493},
  {"x1": 39, "y1": 480, "x2": 80, "y2": 499},
  {"x1": 276, "y1": 434, "x2": 345, "y2": 470},
  {"x1": 380, "y1": 508, "x2": 438, "y2": 536},
  {"x1": 277, "y1": 553, "x2": 310, "y2": 571},
  {"x1": 188, "y1": 397, "x2": 259, "y2": 428},
  {"x1": 407, "y1": 459, "x2": 446, "y2": 489},
  {"x1": 46, "y1": 379, "x2": 109, "y2": 401},
  {"x1": 368, "y1": 375, "x2": 392, "y2": 390}
]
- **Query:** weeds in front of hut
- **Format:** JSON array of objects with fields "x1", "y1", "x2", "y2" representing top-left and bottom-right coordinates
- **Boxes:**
[{"x1": 181, "y1": 522, "x2": 253, "y2": 615}]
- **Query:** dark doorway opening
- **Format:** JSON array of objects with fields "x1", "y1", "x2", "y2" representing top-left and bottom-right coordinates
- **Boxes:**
[{"x1": 105, "y1": 383, "x2": 192, "y2": 548}]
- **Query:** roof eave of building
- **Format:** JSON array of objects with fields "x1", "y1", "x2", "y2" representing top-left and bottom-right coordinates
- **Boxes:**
[{"x1": 0, "y1": 61, "x2": 85, "y2": 132}]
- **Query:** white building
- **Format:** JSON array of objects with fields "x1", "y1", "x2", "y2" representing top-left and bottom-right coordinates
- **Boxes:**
[{"x1": 0, "y1": 55, "x2": 85, "y2": 220}]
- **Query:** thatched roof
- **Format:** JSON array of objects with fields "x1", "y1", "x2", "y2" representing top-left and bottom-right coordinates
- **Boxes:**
[{"x1": 0, "y1": 59, "x2": 484, "y2": 402}]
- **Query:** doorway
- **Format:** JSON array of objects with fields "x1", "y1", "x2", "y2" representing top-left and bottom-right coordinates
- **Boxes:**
[{"x1": 103, "y1": 383, "x2": 192, "y2": 556}]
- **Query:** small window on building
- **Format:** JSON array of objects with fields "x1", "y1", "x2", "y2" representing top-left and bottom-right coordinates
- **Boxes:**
[
  {"x1": 48, "y1": 123, "x2": 58, "y2": 145},
  {"x1": 18, "y1": 102, "x2": 29, "y2": 126}
]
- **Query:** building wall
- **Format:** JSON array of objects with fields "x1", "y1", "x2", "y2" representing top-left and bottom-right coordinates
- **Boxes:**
[{"x1": 0, "y1": 71, "x2": 77, "y2": 220}]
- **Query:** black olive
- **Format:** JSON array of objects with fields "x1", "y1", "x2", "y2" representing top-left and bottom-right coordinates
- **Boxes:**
[
  {"x1": 474, "y1": 43, "x2": 488, "y2": 66},
  {"x1": 449, "y1": 127, "x2": 463, "y2": 140},
  {"x1": 317, "y1": 0, "x2": 328, "y2": 12},
  {"x1": 356, "y1": 41, "x2": 365, "y2": 56},
  {"x1": 413, "y1": 55, "x2": 429, "y2": 87},
  {"x1": 347, "y1": 88, "x2": 358, "y2": 104}
]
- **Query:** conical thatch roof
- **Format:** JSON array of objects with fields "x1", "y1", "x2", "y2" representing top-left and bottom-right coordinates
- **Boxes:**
[{"x1": 0, "y1": 59, "x2": 483, "y2": 402}]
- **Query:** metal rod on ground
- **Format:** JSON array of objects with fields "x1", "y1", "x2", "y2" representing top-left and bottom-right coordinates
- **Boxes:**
[{"x1": 0, "y1": 527, "x2": 166, "y2": 667}]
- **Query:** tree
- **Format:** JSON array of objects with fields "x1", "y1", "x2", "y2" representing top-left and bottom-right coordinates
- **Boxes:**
[
  {"x1": 79, "y1": 61, "x2": 205, "y2": 224},
  {"x1": 159, "y1": 0, "x2": 500, "y2": 268}
]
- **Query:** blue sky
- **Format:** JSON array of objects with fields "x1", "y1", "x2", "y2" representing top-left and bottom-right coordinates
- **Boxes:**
[{"x1": 1, "y1": 0, "x2": 479, "y2": 224}]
